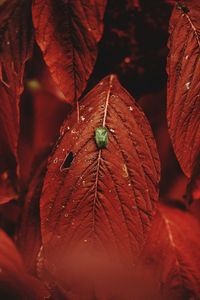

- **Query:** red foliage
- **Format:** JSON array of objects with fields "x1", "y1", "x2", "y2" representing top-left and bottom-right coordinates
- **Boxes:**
[
  {"x1": 39, "y1": 75, "x2": 160, "y2": 297},
  {"x1": 32, "y1": 0, "x2": 107, "y2": 105},
  {"x1": 0, "y1": 0, "x2": 200, "y2": 299},
  {"x1": 167, "y1": 0, "x2": 200, "y2": 178}
]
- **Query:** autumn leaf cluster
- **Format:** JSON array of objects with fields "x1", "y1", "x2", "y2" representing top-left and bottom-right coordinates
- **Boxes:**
[{"x1": 0, "y1": 0, "x2": 200, "y2": 299}]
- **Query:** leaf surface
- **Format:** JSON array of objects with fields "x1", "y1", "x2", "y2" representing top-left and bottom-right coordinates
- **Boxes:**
[
  {"x1": 16, "y1": 150, "x2": 50, "y2": 274},
  {"x1": 0, "y1": 229, "x2": 49, "y2": 300},
  {"x1": 0, "y1": 0, "x2": 33, "y2": 202},
  {"x1": 167, "y1": 1, "x2": 200, "y2": 177},
  {"x1": 139, "y1": 204, "x2": 200, "y2": 299},
  {"x1": 32, "y1": 0, "x2": 107, "y2": 104},
  {"x1": 40, "y1": 75, "x2": 160, "y2": 295}
]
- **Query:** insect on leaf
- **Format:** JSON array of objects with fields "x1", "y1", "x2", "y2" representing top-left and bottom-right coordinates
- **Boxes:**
[
  {"x1": 95, "y1": 127, "x2": 108, "y2": 149},
  {"x1": 40, "y1": 74, "x2": 160, "y2": 297}
]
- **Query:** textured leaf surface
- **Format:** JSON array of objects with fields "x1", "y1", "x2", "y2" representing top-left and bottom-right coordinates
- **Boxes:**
[
  {"x1": 167, "y1": 1, "x2": 200, "y2": 177},
  {"x1": 0, "y1": 0, "x2": 33, "y2": 201},
  {"x1": 32, "y1": 0, "x2": 107, "y2": 104},
  {"x1": 0, "y1": 229, "x2": 49, "y2": 300},
  {"x1": 139, "y1": 204, "x2": 200, "y2": 299},
  {"x1": 40, "y1": 75, "x2": 160, "y2": 294}
]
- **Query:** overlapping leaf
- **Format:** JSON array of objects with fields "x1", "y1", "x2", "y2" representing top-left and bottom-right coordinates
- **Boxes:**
[
  {"x1": 0, "y1": 0, "x2": 33, "y2": 203},
  {"x1": 0, "y1": 229, "x2": 49, "y2": 299},
  {"x1": 32, "y1": 0, "x2": 107, "y2": 104},
  {"x1": 139, "y1": 204, "x2": 200, "y2": 299},
  {"x1": 167, "y1": 1, "x2": 200, "y2": 177},
  {"x1": 40, "y1": 75, "x2": 160, "y2": 296},
  {"x1": 16, "y1": 151, "x2": 50, "y2": 274}
]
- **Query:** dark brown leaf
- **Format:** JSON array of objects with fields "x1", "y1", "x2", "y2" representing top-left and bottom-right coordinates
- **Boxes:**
[
  {"x1": 32, "y1": 0, "x2": 107, "y2": 105},
  {"x1": 167, "y1": 1, "x2": 200, "y2": 177},
  {"x1": 40, "y1": 75, "x2": 160, "y2": 296}
]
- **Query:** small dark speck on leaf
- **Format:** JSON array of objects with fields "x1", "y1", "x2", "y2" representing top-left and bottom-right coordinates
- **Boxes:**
[
  {"x1": 60, "y1": 152, "x2": 74, "y2": 170},
  {"x1": 177, "y1": 2, "x2": 189, "y2": 13}
]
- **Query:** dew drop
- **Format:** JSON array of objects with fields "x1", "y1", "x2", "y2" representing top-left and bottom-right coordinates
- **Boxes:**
[
  {"x1": 67, "y1": 126, "x2": 70, "y2": 130},
  {"x1": 99, "y1": 81, "x2": 103, "y2": 86},
  {"x1": 185, "y1": 55, "x2": 189, "y2": 60},
  {"x1": 82, "y1": 180, "x2": 86, "y2": 186},
  {"x1": 129, "y1": 106, "x2": 133, "y2": 111},
  {"x1": 128, "y1": 183, "x2": 131, "y2": 186},
  {"x1": 80, "y1": 115, "x2": 85, "y2": 121},
  {"x1": 62, "y1": 204, "x2": 65, "y2": 208},
  {"x1": 185, "y1": 82, "x2": 190, "y2": 90},
  {"x1": 53, "y1": 157, "x2": 58, "y2": 164},
  {"x1": 110, "y1": 128, "x2": 115, "y2": 133},
  {"x1": 83, "y1": 239, "x2": 88, "y2": 243}
]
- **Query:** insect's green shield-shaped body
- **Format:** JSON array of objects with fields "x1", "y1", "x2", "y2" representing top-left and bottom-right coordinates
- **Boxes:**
[{"x1": 95, "y1": 127, "x2": 108, "y2": 149}]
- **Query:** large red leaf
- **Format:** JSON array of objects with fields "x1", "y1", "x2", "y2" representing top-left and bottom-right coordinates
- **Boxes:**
[
  {"x1": 0, "y1": 229, "x2": 49, "y2": 300},
  {"x1": 167, "y1": 1, "x2": 200, "y2": 177},
  {"x1": 138, "y1": 204, "x2": 200, "y2": 299},
  {"x1": 0, "y1": 0, "x2": 33, "y2": 203},
  {"x1": 40, "y1": 75, "x2": 160, "y2": 296},
  {"x1": 32, "y1": 0, "x2": 107, "y2": 105}
]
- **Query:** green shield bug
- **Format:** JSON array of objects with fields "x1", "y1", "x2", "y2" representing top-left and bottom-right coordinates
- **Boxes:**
[{"x1": 95, "y1": 127, "x2": 108, "y2": 149}]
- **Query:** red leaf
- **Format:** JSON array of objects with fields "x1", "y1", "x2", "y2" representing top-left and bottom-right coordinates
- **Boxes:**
[
  {"x1": 32, "y1": 0, "x2": 107, "y2": 104},
  {"x1": 0, "y1": 229, "x2": 49, "y2": 300},
  {"x1": 40, "y1": 75, "x2": 160, "y2": 295},
  {"x1": 0, "y1": 0, "x2": 33, "y2": 202},
  {"x1": 167, "y1": 1, "x2": 200, "y2": 177},
  {"x1": 139, "y1": 204, "x2": 200, "y2": 299},
  {"x1": 186, "y1": 153, "x2": 200, "y2": 203},
  {"x1": 16, "y1": 151, "x2": 49, "y2": 274}
]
